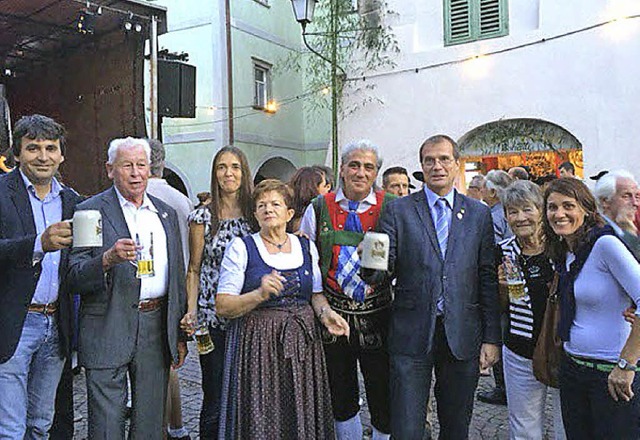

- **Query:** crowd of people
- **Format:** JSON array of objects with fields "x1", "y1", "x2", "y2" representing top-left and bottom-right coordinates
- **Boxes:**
[{"x1": 0, "y1": 113, "x2": 639, "y2": 440}]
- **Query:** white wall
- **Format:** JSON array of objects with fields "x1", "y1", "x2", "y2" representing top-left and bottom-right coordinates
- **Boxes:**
[{"x1": 341, "y1": 0, "x2": 640, "y2": 185}]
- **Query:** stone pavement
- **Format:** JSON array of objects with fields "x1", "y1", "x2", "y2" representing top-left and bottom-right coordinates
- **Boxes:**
[{"x1": 71, "y1": 342, "x2": 557, "y2": 439}]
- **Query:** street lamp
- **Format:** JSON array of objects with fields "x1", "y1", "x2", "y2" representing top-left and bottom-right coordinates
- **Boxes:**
[
  {"x1": 290, "y1": 0, "x2": 317, "y2": 28},
  {"x1": 290, "y1": 0, "x2": 341, "y2": 178}
]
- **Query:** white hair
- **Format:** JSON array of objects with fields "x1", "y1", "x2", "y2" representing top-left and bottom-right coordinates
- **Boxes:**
[
  {"x1": 485, "y1": 169, "x2": 512, "y2": 200},
  {"x1": 106, "y1": 137, "x2": 151, "y2": 164},
  {"x1": 340, "y1": 139, "x2": 383, "y2": 169},
  {"x1": 594, "y1": 169, "x2": 637, "y2": 208}
]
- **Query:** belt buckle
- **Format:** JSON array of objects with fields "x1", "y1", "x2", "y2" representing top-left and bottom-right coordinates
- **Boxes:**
[{"x1": 138, "y1": 300, "x2": 150, "y2": 311}]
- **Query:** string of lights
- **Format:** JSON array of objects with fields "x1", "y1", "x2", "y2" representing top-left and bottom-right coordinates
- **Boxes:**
[
  {"x1": 344, "y1": 14, "x2": 640, "y2": 83},
  {"x1": 187, "y1": 84, "x2": 330, "y2": 125}
]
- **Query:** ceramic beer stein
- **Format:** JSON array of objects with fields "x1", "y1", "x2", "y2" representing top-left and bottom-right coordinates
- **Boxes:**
[
  {"x1": 72, "y1": 210, "x2": 103, "y2": 248},
  {"x1": 360, "y1": 232, "x2": 390, "y2": 271}
]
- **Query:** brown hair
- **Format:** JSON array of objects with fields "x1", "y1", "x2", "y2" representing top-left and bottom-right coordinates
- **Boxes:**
[
  {"x1": 252, "y1": 179, "x2": 294, "y2": 212},
  {"x1": 419, "y1": 134, "x2": 460, "y2": 163},
  {"x1": 289, "y1": 167, "x2": 325, "y2": 221},
  {"x1": 208, "y1": 146, "x2": 254, "y2": 234},
  {"x1": 543, "y1": 177, "x2": 605, "y2": 262}
]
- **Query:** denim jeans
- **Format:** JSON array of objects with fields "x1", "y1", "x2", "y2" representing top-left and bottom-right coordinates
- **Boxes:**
[
  {"x1": 0, "y1": 312, "x2": 65, "y2": 439},
  {"x1": 560, "y1": 354, "x2": 640, "y2": 439}
]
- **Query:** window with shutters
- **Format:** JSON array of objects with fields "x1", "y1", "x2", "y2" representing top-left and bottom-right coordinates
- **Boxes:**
[{"x1": 444, "y1": 0, "x2": 508, "y2": 46}]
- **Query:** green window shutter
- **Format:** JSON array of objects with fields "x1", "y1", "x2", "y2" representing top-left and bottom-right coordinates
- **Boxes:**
[
  {"x1": 445, "y1": 0, "x2": 471, "y2": 46},
  {"x1": 478, "y1": 0, "x2": 508, "y2": 38},
  {"x1": 444, "y1": 0, "x2": 508, "y2": 46}
]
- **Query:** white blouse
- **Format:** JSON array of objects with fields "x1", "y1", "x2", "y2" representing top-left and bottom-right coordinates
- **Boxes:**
[{"x1": 217, "y1": 233, "x2": 323, "y2": 295}]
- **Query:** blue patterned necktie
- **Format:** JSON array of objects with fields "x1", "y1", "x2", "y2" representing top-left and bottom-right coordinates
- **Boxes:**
[
  {"x1": 336, "y1": 201, "x2": 369, "y2": 302},
  {"x1": 435, "y1": 197, "x2": 450, "y2": 315},
  {"x1": 434, "y1": 197, "x2": 449, "y2": 258}
]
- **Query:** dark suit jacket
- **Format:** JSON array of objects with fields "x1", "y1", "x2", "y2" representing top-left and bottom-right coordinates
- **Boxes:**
[
  {"x1": 67, "y1": 187, "x2": 186, "y2": 369},
  {"x1": 0, "y1": 169, "x2": 83, "y2": 363},
  {"x1": 378, "y1": 189, "x2": 501, "y2": 360}
]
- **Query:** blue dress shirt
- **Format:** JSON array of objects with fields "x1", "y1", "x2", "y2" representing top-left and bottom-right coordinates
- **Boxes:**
[{"x1": 21, "y1": 171, "x2": 63, "y2": 304}]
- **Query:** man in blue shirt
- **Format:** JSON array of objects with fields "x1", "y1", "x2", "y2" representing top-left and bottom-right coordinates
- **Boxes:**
[{"x1": 0, "y1": 115, "x2": 82, "y2": 438}]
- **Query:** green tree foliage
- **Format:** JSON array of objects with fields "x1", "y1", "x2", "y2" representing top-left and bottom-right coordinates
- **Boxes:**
[{"x1": 280, "y1": 0, "x2": 399, "y2": 117}]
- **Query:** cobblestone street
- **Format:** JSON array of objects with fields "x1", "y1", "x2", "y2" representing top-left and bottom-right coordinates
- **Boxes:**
[{"x1": 70, "y1": 341, "x2": 558, "y2": 439}]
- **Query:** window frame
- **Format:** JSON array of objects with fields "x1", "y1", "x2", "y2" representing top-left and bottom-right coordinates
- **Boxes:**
[
  {"x1": 444, "y1": 0, "x2": 509, "y2": 46},
  {"x1": 252, "y1": 59, "x2": 272, "y2": 111}
]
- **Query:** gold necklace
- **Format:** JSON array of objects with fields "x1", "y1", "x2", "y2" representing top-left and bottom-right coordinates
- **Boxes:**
[{"x1": 260, "y1": 233, "x2": 289, "y2": 250}]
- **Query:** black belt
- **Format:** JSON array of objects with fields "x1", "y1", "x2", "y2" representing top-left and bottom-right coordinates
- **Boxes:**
[{"x1": 324, "y1": 285, "x2": 391, "y2": 315}]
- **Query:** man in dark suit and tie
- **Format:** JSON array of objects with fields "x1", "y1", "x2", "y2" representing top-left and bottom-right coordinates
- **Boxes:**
[
  {"x1": 376, "y1": 135, "x2": 501, "y2": 439},
  {"x1": 67, "y1": 137, "x2": 187, "y2": 439},
  {"x1": 0, "y1": 114, "x2": 83, "y2": 438}
]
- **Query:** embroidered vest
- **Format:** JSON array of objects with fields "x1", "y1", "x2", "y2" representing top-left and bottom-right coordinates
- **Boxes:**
[{"x1": 313, "y1": 190, "x2": 393, "y2": 296}]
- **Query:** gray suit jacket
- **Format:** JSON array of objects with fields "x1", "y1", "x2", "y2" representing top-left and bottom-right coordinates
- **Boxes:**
[
  {"x1": 67, "y1": 187, "x2": 186, "y2": 369},
  {"x1": 378, "y1": 189, "x2": 501, "y2": 360}
]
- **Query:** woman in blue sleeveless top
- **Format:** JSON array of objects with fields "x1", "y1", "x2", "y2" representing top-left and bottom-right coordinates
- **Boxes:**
[{"x1": 216, "y1": 179, "x2": 349, "y2": 439}]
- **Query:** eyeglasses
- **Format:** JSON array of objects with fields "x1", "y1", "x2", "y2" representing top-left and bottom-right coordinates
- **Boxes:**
[{"x1": 422, "y1": 157, "x2": 455, "y2": 168}]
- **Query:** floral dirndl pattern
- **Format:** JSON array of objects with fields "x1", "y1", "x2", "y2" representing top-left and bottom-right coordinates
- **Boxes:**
[{"x1": 188, "y1": 207, "x2": 252, "y2": 329}]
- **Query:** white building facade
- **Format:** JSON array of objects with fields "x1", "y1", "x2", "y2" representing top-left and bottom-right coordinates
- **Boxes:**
[{"x1": 341, "y1": 0, "x2": 640, "y2": 186}]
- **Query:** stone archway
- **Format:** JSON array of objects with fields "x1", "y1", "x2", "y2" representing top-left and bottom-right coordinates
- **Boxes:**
[
  {"x1": 254, "y1": 157, "x2": 297, "y2": 185},
  {"x1": 457, "y1": 118, "x2": 583, "y2": 182}
]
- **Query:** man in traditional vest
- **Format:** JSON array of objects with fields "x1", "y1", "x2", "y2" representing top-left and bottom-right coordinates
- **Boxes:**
[{"x1": 300, "y1": 139, "x2": 393, "y2": 440}]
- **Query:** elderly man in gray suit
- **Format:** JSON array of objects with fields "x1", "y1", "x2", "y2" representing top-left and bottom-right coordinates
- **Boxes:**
[
  {"x1": 67, "y1": 137, "x2": 187, "y2": 439},
  {"x1": 374, "y1": 135, "x2": 501, "y2": 439}
]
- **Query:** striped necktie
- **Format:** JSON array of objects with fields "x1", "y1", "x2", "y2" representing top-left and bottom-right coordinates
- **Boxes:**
[{"x1": 434, "y1": 197, "x2": 449, "y2": 258}]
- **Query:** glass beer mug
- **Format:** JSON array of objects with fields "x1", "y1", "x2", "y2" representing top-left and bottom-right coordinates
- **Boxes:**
[
  {"x1": 503, "y1": 255, "x2": 525, "y2": 301},
  {"x1": 195, "y1": 325, "x2": 214, "y2": 355},
  {"x1": 135, "y1": 232, "x2": 155, "y2": 279}
]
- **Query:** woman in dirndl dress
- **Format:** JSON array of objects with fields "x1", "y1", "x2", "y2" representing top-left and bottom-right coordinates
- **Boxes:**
[{"x1": 216, "y1": 179, "x2": 349, "y2": 439}]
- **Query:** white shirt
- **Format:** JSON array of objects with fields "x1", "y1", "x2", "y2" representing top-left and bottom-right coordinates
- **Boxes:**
[
  {"x1": 299, "y1": 188, "x2": 378, "y2": 240},
  {"x1": 217, "y1": 234, "x2": 323, "y2": 295},
  {"x1": 115, "y1": 188, "x2": 169, "y2": 300}
]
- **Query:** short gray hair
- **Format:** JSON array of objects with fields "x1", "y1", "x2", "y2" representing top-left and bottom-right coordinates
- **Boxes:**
[
  {"x1": 502, "y1": 180, "x2": 544, "y2": 212},
  {"x1": 469, "y1": 174, "x2": 485, "y2": 188},
  {"x1": 594, "y1": 169, "x2": 637, "y2": 208},
  {"x1": 340, "y1": 139, "x2": 383, "y2": 169},
  {"x1": 485, "y1": 169, "x2": 513, "y2": 200},
  {"x1": 107, "y1": 137, "x2": 151, "y2": 164}
]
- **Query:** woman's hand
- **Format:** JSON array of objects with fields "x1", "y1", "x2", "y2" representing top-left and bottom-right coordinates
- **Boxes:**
[
  {"x1": 497, "y1": 265, "x2": 509, "y2": 311},
  {"x1": 608, "y1": 367, "x2": 635, "y2": 402},
  {"x1": 321, "y1": 309, "x2": 350, "y2": 338},
  {"x1": 259, "y1": 270, "x2": 285, "y2": 300},
  {"x1": 623, "y1": 306, "x2": 638, "y2": 325},
  {"x1": 498, "y1": 264, "x2": 507, "y2": 286},
  {"x1": 180, "y1": 310, "x2": 197, "y2": 336}
]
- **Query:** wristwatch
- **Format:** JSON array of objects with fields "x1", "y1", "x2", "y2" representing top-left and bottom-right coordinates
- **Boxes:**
[{"x1": 617, "y1": 358, "x2": 636, "y2": 371}]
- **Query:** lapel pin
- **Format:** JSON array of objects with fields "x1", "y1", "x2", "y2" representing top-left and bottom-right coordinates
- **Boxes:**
[
  {"x1": 162, "y1": 212, "x2": 168, "y2": 219},
  {"x1": 457, "y1": 212, "x2": 463, "y2": 220}
]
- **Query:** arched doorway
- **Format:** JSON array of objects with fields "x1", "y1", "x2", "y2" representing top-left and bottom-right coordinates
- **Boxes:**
[
  {"x1": 254, "y1": 157, "x2": 297, "y2": 185},
  {"x1": 457, "y1": 118, "x2": 583, "y2": 186}
]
